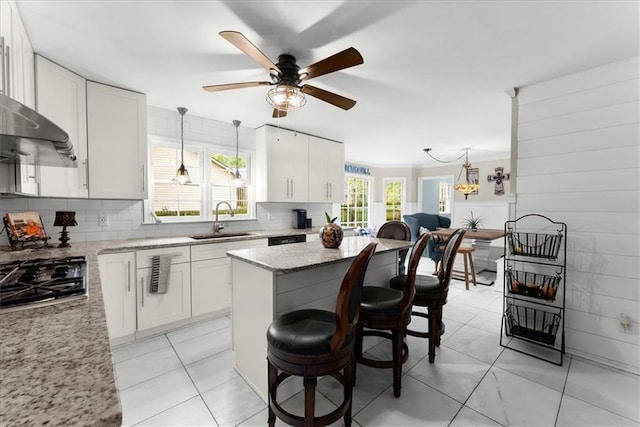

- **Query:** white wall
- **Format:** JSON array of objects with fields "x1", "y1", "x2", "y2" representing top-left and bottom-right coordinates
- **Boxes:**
[
  {"x1": 0, "y1": 106, "x2": 330, "y2": 246},
  {"x1": 516, "y1": 57, "x2": 639, "y2": 374}
]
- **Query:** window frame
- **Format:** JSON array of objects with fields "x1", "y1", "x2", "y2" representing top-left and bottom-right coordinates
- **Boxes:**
[
  {"x1": 341, "y1": 173, "x2": 373, "y2": 229},
  {"x1": 383, "y1": 177, "x2": 406, "y2": 221},
  {"x1": 146, "y1": 135, "x2": 255, "y2": 223}
]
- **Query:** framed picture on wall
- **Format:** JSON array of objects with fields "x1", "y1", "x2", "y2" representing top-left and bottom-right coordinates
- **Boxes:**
[
  {"x1": 3, "y1": 211, "x2": 50, "y2": 250},
  {"x1": 467, "y1": 167, "x2": 480, "y2": 195}
]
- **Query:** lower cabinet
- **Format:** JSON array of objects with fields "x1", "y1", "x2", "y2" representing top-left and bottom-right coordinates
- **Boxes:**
[
  {"x1": 136, "y1": 262, "x2": 191, "y2": 331},
  {"x1": 99, "y1": 252, "x2": 136, "y2": 340},
  {"x1": 191, "y1": 257, "x2": 231, "y2": 317}
]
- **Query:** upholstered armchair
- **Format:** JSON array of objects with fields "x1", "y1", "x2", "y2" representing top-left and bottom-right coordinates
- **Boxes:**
[{"x1": 402, "y1": 212, "x2": 451, "y2": 268}]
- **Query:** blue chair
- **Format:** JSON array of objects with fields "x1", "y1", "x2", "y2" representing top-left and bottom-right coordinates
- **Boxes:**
[{"x1": 402, "y1": 213, "x2": 451, "y2": 269}]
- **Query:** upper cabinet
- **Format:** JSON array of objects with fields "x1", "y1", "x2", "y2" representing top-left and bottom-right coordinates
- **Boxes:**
[
  {"x1": 256, "y1": 126, "x2": 344, "y2": 203},
  {"x1": 256, "y1": 125, "x2": 309, "y2": 202},
  {"x1": 0, "y1": 0, "x2": 34, "y2": 108},
  {"x1": 308, "y1": 135, "x2": 345, "y2": 203},
  {"x1": 36, "y1": 55, "x2": 88, "y2": 198},
  {"x1": 87, "y1": 81, "x2": 148, "y2": 199}
]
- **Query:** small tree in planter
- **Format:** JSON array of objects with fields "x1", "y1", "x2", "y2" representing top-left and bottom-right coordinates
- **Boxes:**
[
  {"x1": 320, "y1": 212, "x2": 344, "y2": 248},
  {"x1": 461, "y1": 211, "x2": 485, "y2": 231}
]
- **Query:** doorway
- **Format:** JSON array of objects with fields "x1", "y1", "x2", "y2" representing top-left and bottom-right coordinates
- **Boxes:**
[{"x1": 417, "y1": 175, "x2": 454, "y2": 219}]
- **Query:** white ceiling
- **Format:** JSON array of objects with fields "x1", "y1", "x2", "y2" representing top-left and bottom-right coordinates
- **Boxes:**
[{"x1": 16, "y1": 1, "x2": 639, "y2": 167}]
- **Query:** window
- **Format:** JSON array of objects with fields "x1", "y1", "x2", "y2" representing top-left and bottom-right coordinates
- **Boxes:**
[
  {"x1": 439, "y1": 182, "x2": 451, "y2": 214},
  {"x1": 341, "y1": 175, "x2": 371, "y2": 228},
  {"x1": 384, "y1": 178, "x2": 405, "y2": 221},
  {"x1": 149, "y1": 138, "x2": 252, "y2": 221}
]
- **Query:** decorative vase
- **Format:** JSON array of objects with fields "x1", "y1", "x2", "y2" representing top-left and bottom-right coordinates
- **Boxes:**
[{"x1": 320, "y1": 223, "x2": 343, "y2": 248}]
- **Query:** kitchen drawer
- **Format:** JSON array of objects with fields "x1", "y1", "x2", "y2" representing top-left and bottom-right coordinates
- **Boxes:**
[
  {"x1": 191, "y1": 242, "x2": 233, "y2": 262},
  {"x1": 136, "y1": 246, "x2": 190, "y2": 268}
]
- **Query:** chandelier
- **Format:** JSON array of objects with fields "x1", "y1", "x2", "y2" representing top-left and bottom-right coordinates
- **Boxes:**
[
  {"x1": 423, "y1": 148, "x2": 479, "y2": 199},
  {"x1": 266, "y1": 85, "x2": 306, "y2": 112}
]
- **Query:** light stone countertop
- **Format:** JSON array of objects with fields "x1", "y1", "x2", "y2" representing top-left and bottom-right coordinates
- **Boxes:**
[
  {"x1": 227, "y1": 235, "x2": 413, "y2": 273},
  {"x1": 0, "y1": 227, "x2": 326, "y2": 426}
]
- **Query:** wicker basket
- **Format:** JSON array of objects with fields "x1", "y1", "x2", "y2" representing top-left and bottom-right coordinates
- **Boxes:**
[
  {"x1": 507, "y1": 231, "x2": 563, "y2": 259},
  {"x1": 505, "y1": 269, "x2": 561, "y2": 301},
  {"x1": 504, "y1": 303, "x2": 560, "y2": 345}
]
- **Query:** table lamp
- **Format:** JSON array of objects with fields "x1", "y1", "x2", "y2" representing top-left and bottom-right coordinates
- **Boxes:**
[{"x1": 53, "y1": 211, "x2": 77, "y2": 248}]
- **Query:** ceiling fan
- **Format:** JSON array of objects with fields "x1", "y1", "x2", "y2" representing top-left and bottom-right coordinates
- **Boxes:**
[{"x1": 203, "y1": 31, "x2": 364, "y2": 118}]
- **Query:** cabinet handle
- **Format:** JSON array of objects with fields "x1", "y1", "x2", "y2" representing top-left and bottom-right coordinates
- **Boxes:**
[
  {"x1": 140, "y1": 277, "x2": 144, "y2": 307},
  {"x1": 329, "y1": 182, "x2": 332, "y2": 199},
  {"x1": 4, "y1": 45, "x2": 9, "y2": 98},
  {"x1": 285, "y1": 179, "x2": 290, "y2": 197},
  {"x1": 127, "y1": 261, "x2": 131, "y2": 292},
  {"x1": 290, "y1": 179, "x2": 294, "y2": 197},
  {"x1": 0, "y1": 37, "x2": 5, "y2": 96},
  {"x1": 83, "y1": 160, "x2": 88, "y2": 188},
  {"x1": 141, "y1": 165, "x2": 145, "y2": 192}
]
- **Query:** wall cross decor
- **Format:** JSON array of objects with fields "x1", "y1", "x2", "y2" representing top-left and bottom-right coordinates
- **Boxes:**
[{"x1": 487, "y1": 167, "x2": 510, "y2": 195}]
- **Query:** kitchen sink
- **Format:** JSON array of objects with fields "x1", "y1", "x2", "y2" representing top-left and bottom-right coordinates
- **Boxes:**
[{"x1": 189, "y1": 232, "x2": 256, "y2": 240}]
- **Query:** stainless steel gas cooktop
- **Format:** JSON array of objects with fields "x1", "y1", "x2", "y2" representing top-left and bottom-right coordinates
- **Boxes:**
[{"x1": 0, "y1": 255, "x2": 88, "y2": 311}]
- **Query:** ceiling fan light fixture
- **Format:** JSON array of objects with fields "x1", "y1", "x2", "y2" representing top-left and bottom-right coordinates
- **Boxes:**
[{"x1": 266, "y1": 85, "x2": 306, "y2": 112}]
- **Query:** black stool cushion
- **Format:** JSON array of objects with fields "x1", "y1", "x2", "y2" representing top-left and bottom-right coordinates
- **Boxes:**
[
  {"x1": 360, "y1": 286, "x2": 403, "y2": 313},
  {"x1": 390, "y1": 274, "x2": 441, "y2": 298},
  {"x1": 267, "y1": 309, "x2": 337, "y2": 356}
]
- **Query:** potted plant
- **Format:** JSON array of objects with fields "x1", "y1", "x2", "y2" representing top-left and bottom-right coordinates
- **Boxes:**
[
  {"x1": 461, "y1": 211, "x2": 485, "y2": 231},
  {"x1": 320, "y1": 212, "x2": 343, "y2": 248}
]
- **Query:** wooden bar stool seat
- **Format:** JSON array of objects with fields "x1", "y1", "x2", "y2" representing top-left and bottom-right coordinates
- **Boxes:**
[{"x1": 453, "y1": 246, "x2": 476, "y2": 290}]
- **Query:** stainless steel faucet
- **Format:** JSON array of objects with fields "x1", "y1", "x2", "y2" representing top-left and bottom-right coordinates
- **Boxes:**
[{"x1": 213, "y1": 201, "x2": 234, "y2": 233}]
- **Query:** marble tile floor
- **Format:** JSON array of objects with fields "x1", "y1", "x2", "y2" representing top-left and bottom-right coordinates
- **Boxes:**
[{"x1": 112, "y1": 275, "x2": 640, "y2": 427}]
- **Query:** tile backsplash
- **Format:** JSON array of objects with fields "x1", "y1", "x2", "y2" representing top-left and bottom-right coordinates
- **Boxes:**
[{"x1": 0, "y1": 197, "x2": 333, "y2": 247}]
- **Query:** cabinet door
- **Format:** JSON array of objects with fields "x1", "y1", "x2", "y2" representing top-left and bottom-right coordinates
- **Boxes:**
[
  {"x1": 36, "y1": 55, "x2": 89, "y2": 198},
  {"x1": 137, "y1": 262, "x2": 191, "y2": 331},
  {"x1": 257, "y1": 126, "x2": 309, "y2": 202},
  {"x1": 308, "y1": 136, "x2": 344, "y2": 203},
  {"x1": 99, "y1": 252, "x2": 136, "y2": 340},
  {"x1": 191, "y1": 258, "x2": 230, "y2": 317},
  {"x1": 87, "y1": 81, "x2": 147, "y2": 199}
]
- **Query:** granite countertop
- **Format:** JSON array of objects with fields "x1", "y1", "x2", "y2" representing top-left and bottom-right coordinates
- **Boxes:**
[
  {"x1": 0, "y1": 227, "x2": 336, "y2": 425},
  {"x1": 227, "y1": 235, "x2": 413, "y2": 273}
]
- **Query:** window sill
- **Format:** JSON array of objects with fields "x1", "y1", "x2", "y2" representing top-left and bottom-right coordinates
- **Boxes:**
[{"x1": 141, "y1": 217, "x2": 258, "y2": 225}]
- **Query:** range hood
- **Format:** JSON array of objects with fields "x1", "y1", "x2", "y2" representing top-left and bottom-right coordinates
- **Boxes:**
[{"x1": 0, "y1": 95, "x2": 77, "y2": 167}]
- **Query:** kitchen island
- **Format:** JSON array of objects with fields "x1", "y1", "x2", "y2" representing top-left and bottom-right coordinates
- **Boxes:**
[{"x1": 227, "y1": 235, "x2": 413, "y2": 401}]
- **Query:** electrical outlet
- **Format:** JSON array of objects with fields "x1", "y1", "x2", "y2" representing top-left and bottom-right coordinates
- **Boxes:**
[
  {"x1": 98, "y1": 214, "x2": 110, "y2": 227},
  {"x1": 619, "y1": 314, "x2": 632, "y2": 334}
]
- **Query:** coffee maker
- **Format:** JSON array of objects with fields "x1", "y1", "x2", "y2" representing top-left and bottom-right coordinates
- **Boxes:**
[{"x1": 292, "y1": 209, "x2": 307, "y2": 229}]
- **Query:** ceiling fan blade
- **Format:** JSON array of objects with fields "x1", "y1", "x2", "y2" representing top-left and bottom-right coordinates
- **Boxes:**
[
  {"x1": 272, "y1": 109, "x2": 287, "y2": 119},
  {"x1": 219, "y1": 31, "x2": 281, "y2": 75},
  {"x1": 202, "y1": 81, "x2": 271, "y2": 92},
  {"x1": 301, "y1": 85, "x2": 356, "y2": 110},
  {"x1": 299, "y1": 47, "x2": 363, "y2": 81}
]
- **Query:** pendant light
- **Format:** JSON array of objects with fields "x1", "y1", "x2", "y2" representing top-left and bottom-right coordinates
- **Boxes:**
[
  {"x1": 176, "y1": 107, "x2": 191, "y2": 185},
  {"x1": 423, "y1": 147, "x2": 480, "y2": 199},
  {"x1": 233, "y1": 119, "x2": 242, "y2": 187}
]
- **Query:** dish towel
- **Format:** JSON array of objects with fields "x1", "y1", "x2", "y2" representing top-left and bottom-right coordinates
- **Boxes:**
[{"x1": 150, "y1": 254, "x2": 175, "y2": 294}]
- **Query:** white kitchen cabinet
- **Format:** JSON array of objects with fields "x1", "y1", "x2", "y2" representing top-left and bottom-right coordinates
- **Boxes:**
[
  {"x1": 308, "y1": 135, "x2": 345, "y2": 203},
  {"x1": 0, "y1": 0, "x2": 34, "y2": 107},
  {"x1": 98, "y1": 252, "x2": 136, "y2": 340},
  {"x1": 190, "y1": 238, "x2": 268, "y2": 317},
  {"x1": 256, "y1": 125, "x2": 309, "y2": 202},
  {"x1": 86, "y1": 81, "x2": 147, "y2": 200},
  {"x1": 136, "y1": 246, "x2": 191, "y2": 331},
  {"x1": 36, "y1": 55, "x2": 88, "y2": 198}
]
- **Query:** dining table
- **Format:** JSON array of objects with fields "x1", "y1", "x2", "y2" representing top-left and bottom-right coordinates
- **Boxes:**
[{"x1": 432, "y1": 227, "x2": 506, "y2": 285}]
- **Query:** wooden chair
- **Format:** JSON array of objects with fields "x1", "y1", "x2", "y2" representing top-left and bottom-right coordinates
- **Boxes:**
[
  {"x1": 266, "y1": 242, "x2": 377, "y2": 427},
  {"x1": 354, "y1": 232, "x2": 431, "y2": 397},
  {"x1": 376, "y1": 221, "x2": 412, "y2": 274},
  {"x1": 454, "y1": 246, "x2": 477, "y2": 290},
  {"x1": 390, "y1": 228, "x2": 466, "y2": 363}
]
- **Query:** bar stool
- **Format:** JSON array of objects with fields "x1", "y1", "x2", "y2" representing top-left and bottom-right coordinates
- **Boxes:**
[
  {"x1": 390, "y1": 229, "x2": 466, "y2": 363},
  {"x1": 266, "y1": 243, "x2": 377, "y2": 427},
  {"x1": 376, "y1": 221, "x2": 411, "y2": 275},
  {"x1": 354, "y1": 232, "x2": 430, "y2": 397},
  {"x1": 454, "y1": 246, "x2": 477, "y2": 290}
]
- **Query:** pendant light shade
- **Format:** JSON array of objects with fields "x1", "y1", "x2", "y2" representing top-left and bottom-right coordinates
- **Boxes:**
[
  {"x1": 233, "y1": 119, "x2": 242, "y2": 188},
  {"x1": 176, "y1": 107, "x2": 191, "y2": 185}
]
